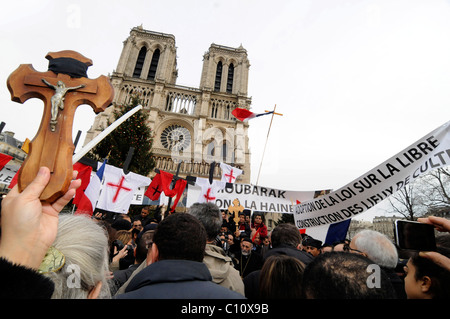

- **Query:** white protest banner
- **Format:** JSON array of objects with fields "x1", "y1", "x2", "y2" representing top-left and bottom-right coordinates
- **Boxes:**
[
  {"x1": 187, "y1": 182, "x2": 330, "y2": 214},
  {"x1": 294, "y1": 120, "x2": 450, "y2": 229}
]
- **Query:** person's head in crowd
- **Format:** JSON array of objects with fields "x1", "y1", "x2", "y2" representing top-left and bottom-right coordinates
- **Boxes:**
[
  {"x1": 403, "y1": 249, "x2": 450, "y2": 299},
  {"x1": 349, "y1": 229, "x2": 398, "y2": 269},
  {"x1": 302, "y1": 251, "x2": 396, "y2": 299},
  {"x1": 141, "y1": 206, "x2": 150, "y2": 218},
  {"x1": 240, "y1": 237, "x2": 253, "y2": 256},
  {"x1": 188, "y1": 202, "x2": 221, "y2": 242},
  {"x1": 115, "y1": 230, "x2": 132, "y2": 246},
  {"x1": 259, "y1": 254, "x2": 305, "y2": 299},
  {"x1": 253, "y1": 232, "x2": 262, "y2": 245},
  {"x1": 270, "y1": 223, "x2": 302, "y2": 249},
  {"x1": 303, "y1": 237, "x2": 323, "y2": 257},
  {"x1": 120, "y1": 214, "x2": 132, "y2": 223},
  {"x1": 132, "y1": 219, "x2": 143, "y2": 232},
  {"x1": 135, "y1": 230, "x2": 155, "y2": 265},
  {"x1": 227, "y1": 233, "x2": 234, "y2": 246},
  {"x1": 111, "y1": 218, "x2": 132, "y2": 231},
  {"x1": 252, "y1": 213, "x2": 264, "y2": 226},
  {"x1": 220, "y1": 222, "x2": 229, "y2": 234},
  {"x1": 43, "y1": 214, "x2": 111, "y2": 299},
  {"x1": 149, "y1": 212, "x2": 206, "y2": 263}
]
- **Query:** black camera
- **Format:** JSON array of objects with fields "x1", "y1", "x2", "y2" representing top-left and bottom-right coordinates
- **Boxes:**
[
  {"x1": 394, "y1": 220, "x2": 436, "y2": 251},
  {"x1": 112, "y1": 239, "x2": 125, "y2": 252}
]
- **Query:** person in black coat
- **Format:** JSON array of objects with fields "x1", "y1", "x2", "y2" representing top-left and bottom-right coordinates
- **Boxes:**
[
  {"x1": 115, "y1": 213, "x2": 245, "y2": 299},
  {"x1": 233, "y1": 237, "x2": 264, "y2": 279},
  {"x1": 243, "y1": 222, "x2": 314, "y2": 298}
]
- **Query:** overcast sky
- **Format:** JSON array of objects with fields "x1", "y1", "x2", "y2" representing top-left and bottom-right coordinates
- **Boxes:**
[{"x1": 1, "y1": 0, "x2": 450, "y2": 220}]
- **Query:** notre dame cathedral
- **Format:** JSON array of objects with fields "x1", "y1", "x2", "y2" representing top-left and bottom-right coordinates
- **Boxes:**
[{"x1": 83, "y1": 25, "x2": 252, "y2": 183}]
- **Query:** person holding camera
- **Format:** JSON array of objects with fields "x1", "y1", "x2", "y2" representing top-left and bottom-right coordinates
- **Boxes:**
[
  {"x1": 401, "y1": 216, "x2": 450, "y2": 299},
  {"x1": 110, "y1": 230, "x2": 135, "y2": 271}
]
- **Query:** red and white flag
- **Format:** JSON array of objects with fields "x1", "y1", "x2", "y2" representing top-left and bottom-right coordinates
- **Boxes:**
[
  {"x1": 96, "y1": 164, "x2": 151, "y2": 214},
  {"x1": 0, "y1": 153, "x2": 19, "y2": 187},
  {"x1": 220, "y1": 162, "x2": 243, "y2": 183},
  {"x1": 231, "y1": 107, "x2": 273, "y2": 122},
  {"x1": 195, "y1": 177, "x2": 226, "y2": 203},
  {"x1": 72, "y1": 162, "x2": 93, "y2": 207},
  {"x1": 74, "y1": 160, "x2": 106, "y2": 216}
]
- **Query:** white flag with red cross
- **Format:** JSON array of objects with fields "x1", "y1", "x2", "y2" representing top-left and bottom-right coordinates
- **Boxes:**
[
  {"x1": 96, "y1": 164, "x2": 151, "y2": 214},
  {"x1": 220, "y1": 162, "x2": 243, "y2": 183}
]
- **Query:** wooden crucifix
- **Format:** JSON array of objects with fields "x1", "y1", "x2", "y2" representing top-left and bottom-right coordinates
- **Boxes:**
[{"x1": 7, "y1": 50, "x2": 114, "y2": 202}]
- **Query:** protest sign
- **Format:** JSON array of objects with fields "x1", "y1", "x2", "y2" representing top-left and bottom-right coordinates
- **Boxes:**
[
  {"x1": 294, "y1": 120, "x2": 450, "y2": 229},
  {"x1": 187, "y1": 182, "x2": 330, "y2": 214}
]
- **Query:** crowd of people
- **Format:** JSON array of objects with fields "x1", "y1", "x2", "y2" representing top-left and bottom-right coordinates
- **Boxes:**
[{"x1": 1, "y1": 166, "x2": 450, "y2": 300}]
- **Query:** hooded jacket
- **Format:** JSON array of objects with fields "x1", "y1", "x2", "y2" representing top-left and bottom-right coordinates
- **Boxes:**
[
  {"x1": 115, "y1": 259, "x2": 245, "y2": 299},
  {"x1": 203, "y1": 244, "x2": 245, "y2": 296}
]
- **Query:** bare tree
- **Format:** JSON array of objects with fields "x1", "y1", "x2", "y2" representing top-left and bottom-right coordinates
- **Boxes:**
[
  {"x1": 424, "y1": 167, "x2": 450, "y2": 206},
  {"x1": 387, "y1": 183, "x2": 427, "y2": 221},
  {"x1": 387, "y1": 167, "x2": 450, "y2": 220}
]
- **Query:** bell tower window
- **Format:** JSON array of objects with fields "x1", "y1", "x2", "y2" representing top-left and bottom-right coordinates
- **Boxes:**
[
  {"x1": 226, "y1": 63, "x2": 234, "y2": 93},
  {"x1": 214, "y1": 61, "x2": 223, "y2": 92},
  {"x1": 133, "y1": 47, "x2": 147, "y2": 78},
  {"x1": 147, "y1": 49, "x2": 160, "y2": 81}
]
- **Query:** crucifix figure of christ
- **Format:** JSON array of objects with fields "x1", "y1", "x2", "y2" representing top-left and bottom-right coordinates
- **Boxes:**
[
  {"x1": 7, "y1": 50, "x2": 114, "y2": 202},
  {"x1": 41, "y1": 79, "x2": 85, "y2": 132}
]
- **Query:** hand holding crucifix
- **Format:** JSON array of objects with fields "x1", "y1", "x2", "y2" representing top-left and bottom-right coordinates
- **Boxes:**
[{"x1": 7, "y1": 50, "x2": 114, "y2": 202}]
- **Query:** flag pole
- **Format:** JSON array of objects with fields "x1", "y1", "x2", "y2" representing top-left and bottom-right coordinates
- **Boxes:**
[
  {"x1": 256, "y1": 104, "x2": 278, "y2": 186},
  {"x1": 72, "y1": 105, "x2": 143, "y2": 164}
]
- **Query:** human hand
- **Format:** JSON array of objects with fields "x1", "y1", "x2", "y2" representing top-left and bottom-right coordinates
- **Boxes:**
[
  {"x1": 419, "y1": 251, "x2": 450, "y2": 272},
  {"x1": 112, "y1": 245, "x2": 128, "y2": 264},
  {"x1": 417, "y1": 216, "x2": 450, "y2": 272},
  {"x1": 0, "y1": 167, "x2": 81, "y2": 269},
  {"x1": 417, "y1": 215, "x2": 450, "y2": 233}
]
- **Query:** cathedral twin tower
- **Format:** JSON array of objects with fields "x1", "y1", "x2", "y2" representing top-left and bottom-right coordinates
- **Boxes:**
[{"x1": 84, "y1": 26, "x2": 252, "y2": 183}]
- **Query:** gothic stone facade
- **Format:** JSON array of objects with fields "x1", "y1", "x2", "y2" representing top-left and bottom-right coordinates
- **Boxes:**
[{"x1": 84, "y1": 26, "x2": 252, "y2": 182}]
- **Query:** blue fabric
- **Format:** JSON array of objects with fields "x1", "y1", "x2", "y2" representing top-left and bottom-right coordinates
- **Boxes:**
[{"x1": 324, "y1": 219, "x2": 351, "y2": 245}]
